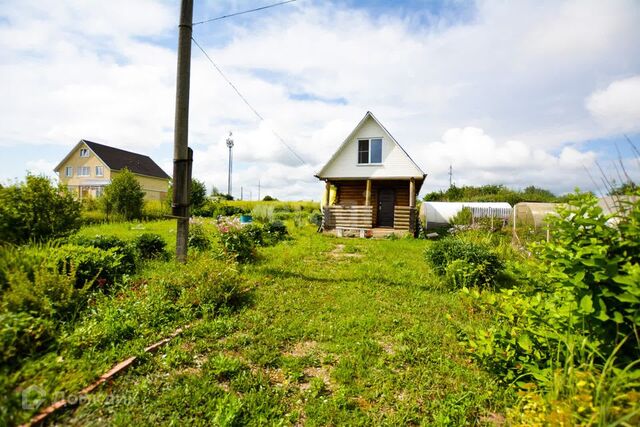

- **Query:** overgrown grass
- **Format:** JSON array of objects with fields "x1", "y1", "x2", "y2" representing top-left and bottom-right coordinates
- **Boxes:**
[{"x1": 38, "y1": 224, "x2": 508, "y2": 426}]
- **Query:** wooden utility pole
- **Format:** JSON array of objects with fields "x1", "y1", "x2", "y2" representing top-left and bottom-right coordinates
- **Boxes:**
[{"x1": 172, "y1": 0, "x2": 193, "y2": 263}]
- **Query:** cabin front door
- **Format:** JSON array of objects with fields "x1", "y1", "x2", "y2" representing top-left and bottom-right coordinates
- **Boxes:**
[{"x1": 377, "y1": 188, "x2": 395, "y2": 227}]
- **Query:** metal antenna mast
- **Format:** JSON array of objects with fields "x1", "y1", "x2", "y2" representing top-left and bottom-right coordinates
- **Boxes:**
[{"x1": 226, "y1": 132, "x2": 234, "y2": 197}]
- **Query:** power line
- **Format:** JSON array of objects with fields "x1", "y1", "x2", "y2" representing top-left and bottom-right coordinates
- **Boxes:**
[
  {"x1": 193, "y1": 0, "x2": 296, "y2": 26},
  {"x1": 191, "y1": 36, "x2": 307, "y2": 165}
]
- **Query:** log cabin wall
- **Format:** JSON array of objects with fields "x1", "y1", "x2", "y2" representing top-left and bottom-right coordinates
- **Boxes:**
[
  {"x1": 335, "y1": 181, "x2": 366, "y2": 206},
  {"x1": 328, "y1": 179, "x2": 422, "y2": 231}
]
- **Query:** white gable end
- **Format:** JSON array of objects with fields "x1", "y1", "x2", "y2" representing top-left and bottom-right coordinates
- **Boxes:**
[{"x1": 316, "y1": 112, "x2": 424, "y2": 179}]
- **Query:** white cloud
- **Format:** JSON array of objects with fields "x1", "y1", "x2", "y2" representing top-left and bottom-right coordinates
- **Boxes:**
[
  {"x1": 586, "y1": 75, "x2": 640, "y2": 133},
  {"x1": 26, "y1": 159, "x2": 57, "y2": 179},
  {"x1": 1, "y1": 0, "x2": 639, "y2": 199},
  {"x1": 420, "y1": 127, "x2": 597, "y2": 192}
]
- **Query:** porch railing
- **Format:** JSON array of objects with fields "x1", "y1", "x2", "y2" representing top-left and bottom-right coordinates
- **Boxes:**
[
  {"x1": 394, "y1": 206, "x2": 416, "y2": 231},
  {"x1": 323, "y1": 205, "x2": 373, "y2": 229}
]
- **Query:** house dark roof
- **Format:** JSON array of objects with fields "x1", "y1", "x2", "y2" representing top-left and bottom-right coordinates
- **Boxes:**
[{"x1": 83, "y1": 140, "x2": 170, "y2": 180}]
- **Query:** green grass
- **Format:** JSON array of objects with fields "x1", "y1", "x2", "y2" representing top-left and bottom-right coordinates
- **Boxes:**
[{"x1": 35, "y1": 223, "x2": 507, "y2": 426}]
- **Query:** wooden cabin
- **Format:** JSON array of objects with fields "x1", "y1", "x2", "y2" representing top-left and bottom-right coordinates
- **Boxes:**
[{"x1": 315, "y1": 111, "x2": 426, "y2": 236}]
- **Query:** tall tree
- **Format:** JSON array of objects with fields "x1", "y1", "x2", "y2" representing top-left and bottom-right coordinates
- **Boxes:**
[
  {"x1": 191, "y1": 179, "x2": 207, "y2": 211},
  {"x1": 102, "y1": 168, "x2": 145, "y2": 220}
]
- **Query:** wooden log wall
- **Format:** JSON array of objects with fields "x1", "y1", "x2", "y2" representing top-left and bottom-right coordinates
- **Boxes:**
[
  {"x1": 323, "y1": 206, "x2": 373, "y2": 229},
  {"x1": 335, "y1": 181, "x2": 366, "y2": 206},
  {"x1": 394, "y1": 206, "x2": 416, "y2": 231}
]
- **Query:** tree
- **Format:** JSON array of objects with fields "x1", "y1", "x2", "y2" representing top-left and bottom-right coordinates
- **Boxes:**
[
  {"x1": 191, "y1": 179, "x2": 207, "y2": 211},
  {"x1": 210, "y1": 185, "x2": 221, "y2": 197},
  {"x1": 0, "y1": 175, "x2": 81, "y2": 243},
  {"x1": 102, "y1": 168, "x2": 145, "y2": 220},
  {"x1": 262, "y1": 195, "x2": 277, "y2": 201}
]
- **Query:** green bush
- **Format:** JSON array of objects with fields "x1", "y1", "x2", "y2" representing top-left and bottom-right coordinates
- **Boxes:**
[
  {"x1": 197, "y1": 201, "x2": 248, "y2": 218},
  {"x1": 532, "y1": 192, "x2": 640, "y2": 359},
  {"x1": 188, "y1": 221, "x2": 212, "y2": 251},
  {"x1": 1, "y1": 243, "x2": 126, "y2": 295},
  {"x1": 52, "y1": 244, "x2": 125, "y2": 289},
  {"x1": 134, "y1": 233, "x2": 168, "y2": 260},
  {"x1": 263, "y1": 220, "x2": 288, "y2": 245},
  {"x1": 71, "y1": 234, "x2": 137, "y2": 276},
  {"x1": 102, "y1": 168, "x2": 145, "y2": 220},
  {"x1": 0, "y1": 175, "x2": 81, "y2": 244},
  {"x1": 177, "y1": 256, "x2": 241, "y2": 313},
  {"x1": 308, "y1": 210, "x2": 323, "y2": 227},
  {"x1": 425, "y1": 237, "x2": 503, "y2": 287},
  {"x1": 458, "y1": 191, "x2": 640, "y2": 424},
  {"x1": 243, "y1": 224, "x2": 265, "y2": 246},
  {"x1": 0, "y1": 311, "x2": 54, "y2": 365},
  {"x1": 217, "y1": 219, "x2": 256, "y2": 263}
]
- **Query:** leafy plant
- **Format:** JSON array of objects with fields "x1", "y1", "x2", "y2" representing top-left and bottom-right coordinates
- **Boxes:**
[
  {"x1": 425, "y1": 237, "x2": 503, "y2": 288},
  {"x1": 0, "y1": 175, "x2": 81, "y2": 244},
  {"x1": 71, "y1": 234, "x2": 137, "y2": 276},
  {"x1": 190, "y1": 179, "x2": 208, "y2": 213},
  {"x1": 0, "y1": 311, "x2": 54, "y2": 365},
  {"x1": 102, "y1": 168, "x2": 145, "y2": 220},
  {"x1": 188, "y1": 220, "x2": 212, "y2": 251},
  {"x1": 134, "y1": 233, "x2": 168, "y2": 260},
  {"x1": 216, "y1": 218, "x2": 256, "y2": 263}
]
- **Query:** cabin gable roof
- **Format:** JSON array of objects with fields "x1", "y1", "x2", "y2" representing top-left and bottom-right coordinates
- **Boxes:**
[{"x1": 316, "y1": 111, "x2": 425, "y2": 180}]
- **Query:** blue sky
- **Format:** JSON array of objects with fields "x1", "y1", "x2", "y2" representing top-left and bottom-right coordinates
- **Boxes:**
[{"x1": 1, "y1": 0, "x2": 639, "y2": 199}]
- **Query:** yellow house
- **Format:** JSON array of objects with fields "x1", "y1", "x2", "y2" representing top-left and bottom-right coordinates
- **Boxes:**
[{"x1": 54, "y1": 140, "x2": 170, "y2": 201}]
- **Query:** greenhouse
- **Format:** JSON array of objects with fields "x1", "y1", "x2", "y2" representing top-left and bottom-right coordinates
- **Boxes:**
[{"x1": 420, "y1": 202, "x2": 512, "y2": 229}]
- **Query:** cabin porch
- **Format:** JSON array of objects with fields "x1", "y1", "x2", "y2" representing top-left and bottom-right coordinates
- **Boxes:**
[{"x1": 321, "y1": 178, "x2": 419, "y2": 234}]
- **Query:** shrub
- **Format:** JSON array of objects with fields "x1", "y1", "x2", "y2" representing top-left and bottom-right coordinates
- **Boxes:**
[
  {"x1": 308, "y1": 210, "x2": 323, "y2": 227},
  {"x1": 143, "y1": 199, "x2": 169, "y2": 220},
  {"x1": 0, "y1": 175, "x2": 81, "y2": 244},
  {"x1": 1, "y1": 243, "x2": 125, "y2": 295},
  {"x1": 188, "y1": 221, "x2": 212, "y2": 251},
  {"x1": 531, "y1": 191, "x2": 640, "y2": 360},
  {"x1": 458, "y1": 191, "x2": 640, "y2": 424},
  {"x1": 134, "y1": 233, "x2": 168, "y2": 260},
  {"x1": 0, "y1": 311, "x2": 54, "y2": 365},
  {"x1": 196, "y1": 201, "x2": 248, "y2": 218},
  {"x1": 243, "y1": 223, "x2": 265, "y2": 246},
  {"x1": 263, "y1": 220, "x2": 288, "y2": 244},
  {"x1": 177, "y1": 256, "x2": 241, "y2": 313},
  {"x1": 216, "y1": 218, "x2": 256, "y2": 263},
  {"x1": 71, "y1": 235, "x2": 137, "y2": 276},
  {"x1": 102, "y1": 168, "x2": 145, "y2": 220},
  {"x1": 425, "y1": 237, "x2": 503, "y2": 287},
  {"x1": 52, "y1": 244, "x2": 125, "y2": 288}
]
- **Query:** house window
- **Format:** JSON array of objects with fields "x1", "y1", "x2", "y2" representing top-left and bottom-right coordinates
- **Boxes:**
[
  {"x1": 357, "y1": 138, "x2": 383, "y2": 164},
  {"x1": 95, "y1": 186, "x2": 104, "y2": 198},
  {"x1": 65, "y1": 166, "x2": 73, "y2": 177},
  {"x1": 80, "y1": 148, "x2": 89, "y2": 157},
  {"x1": 77, "y1": 166, "x2": 90, "y2": 176},
  {"x1": 95, "y1": 166, "x2": 104, "y2": 176}
]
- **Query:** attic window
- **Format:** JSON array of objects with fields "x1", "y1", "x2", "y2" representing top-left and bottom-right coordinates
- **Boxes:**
[
  {"x1": 357, "y1": 138, "x2": 382, "y2": 164},
  {"x1": 80, "y1": 148, "x2": 89, "y2": 158}
]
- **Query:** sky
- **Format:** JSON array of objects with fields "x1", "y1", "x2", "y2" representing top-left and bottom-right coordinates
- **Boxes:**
[{"x1": 1, "y1": 0, "x2": 639, "y2": 200}]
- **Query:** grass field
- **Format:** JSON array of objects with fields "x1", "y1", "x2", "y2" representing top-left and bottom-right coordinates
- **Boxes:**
[{"x1": 27, "y1": 221, "x2": 507, "y2": 426}]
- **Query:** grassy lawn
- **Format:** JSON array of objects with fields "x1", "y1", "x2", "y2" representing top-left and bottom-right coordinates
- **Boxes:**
[{"x1": 49, "y1": 223, "x2": 506, "y2": 425}]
